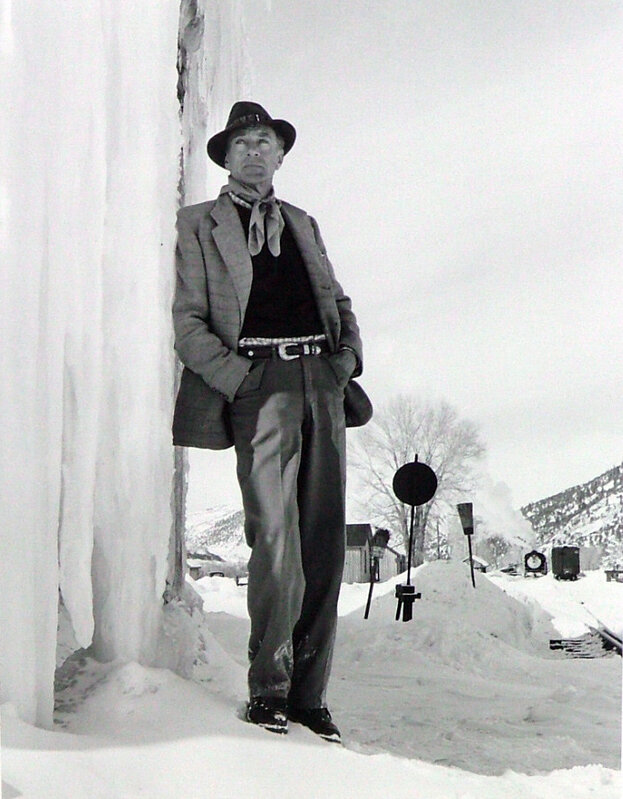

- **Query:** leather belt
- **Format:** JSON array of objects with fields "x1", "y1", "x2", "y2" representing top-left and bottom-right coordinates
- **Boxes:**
[{"x1": 239, "y1": 340, "x2": 330, "y2": 361}]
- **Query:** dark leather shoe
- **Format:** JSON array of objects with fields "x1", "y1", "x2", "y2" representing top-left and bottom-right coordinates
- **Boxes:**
[
  {"x1": 246, "y1": 696, "x2": 288, "y2": 734},
  {"x1": 288, "y1": 707, "x2": 341, "y2": 743}
]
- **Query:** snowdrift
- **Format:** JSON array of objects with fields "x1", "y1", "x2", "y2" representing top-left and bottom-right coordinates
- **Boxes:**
[
  {"x1": 3, "y1": 561, "x2": 621, "y2": 797},
  {"x1": 341, "y1": 560, "x2": 558, "y2": 666}
]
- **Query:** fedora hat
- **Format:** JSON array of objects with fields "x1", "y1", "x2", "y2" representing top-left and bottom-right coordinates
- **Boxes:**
[{"x1": 207, "y1": 101, "x2": 296, "y2": 168}]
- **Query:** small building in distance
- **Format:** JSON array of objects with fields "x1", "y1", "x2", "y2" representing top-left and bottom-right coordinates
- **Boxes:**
[
  {"x1": 186, "y1": 551, "x2": 246, "y2": 580},
  {"x1": 343, "y1": 524, "x2": 406, "y2": 584},
  {"x1": 462, "y1": 554, "x2": 489, "y2": 573}
]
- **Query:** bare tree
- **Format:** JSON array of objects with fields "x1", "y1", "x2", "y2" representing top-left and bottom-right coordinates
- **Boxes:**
[{"x1": 349, "y1": 395, "x2": 486, "y2": 564}]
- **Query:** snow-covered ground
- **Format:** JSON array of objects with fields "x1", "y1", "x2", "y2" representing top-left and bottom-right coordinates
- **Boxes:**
[
  {"x1": 2, "y1": 562, "x2": 621, "y2": 798},
  {"x1": 487, "y1": 569, "x2": 622, "y2": 638}
]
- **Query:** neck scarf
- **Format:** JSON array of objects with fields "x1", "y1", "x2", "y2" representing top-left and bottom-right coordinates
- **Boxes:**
[{"x1": 220, "y1": 177, "x2": 285, "y2": 257}]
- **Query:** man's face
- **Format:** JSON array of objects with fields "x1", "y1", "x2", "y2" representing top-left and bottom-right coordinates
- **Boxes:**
[{"x1": 224, "y1": 125, "x2": 284, "y2": 189}]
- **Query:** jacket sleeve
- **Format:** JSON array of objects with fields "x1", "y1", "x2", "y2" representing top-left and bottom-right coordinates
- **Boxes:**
[
  {"x1": 309, "y1": 216, "x2": 363, "y2": 377},
  {"x1": 172, "y1": 209, "x2": 250, "y2": 401}
]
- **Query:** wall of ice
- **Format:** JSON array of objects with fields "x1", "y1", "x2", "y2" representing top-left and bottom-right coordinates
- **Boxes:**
[{"x1": 0, "y1": 0, "x2": 247, "y2": 728}]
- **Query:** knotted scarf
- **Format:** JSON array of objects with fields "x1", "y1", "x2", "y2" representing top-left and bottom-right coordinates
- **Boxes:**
[{"x1": 220, "y1": 177, "x2": 285, "y2": 257}]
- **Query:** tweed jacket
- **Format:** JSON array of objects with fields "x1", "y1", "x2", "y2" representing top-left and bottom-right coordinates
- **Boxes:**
[{"x1": 172, "y1": 192, "x2": 363, "y2": 449}]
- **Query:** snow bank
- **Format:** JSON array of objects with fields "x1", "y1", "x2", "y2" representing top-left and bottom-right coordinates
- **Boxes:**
[
  {"x1": 3, "y1": 655, "x2": 620, "y2": 799},
  {"x1": 331, "y1": 561, "x2": 620, "y2": 774},
  {"x1": 4, "y1": 561, "x2": 620, "y2": 797},
  {"x1": 191, "y1": 574, "x2": 250, "y2": 619},
  {"x1": 489, "y1": 569, "x2": 623, "y2": 638},
  {"x1": 342, "y1": 560, "x2": 558, "y2": 662}
]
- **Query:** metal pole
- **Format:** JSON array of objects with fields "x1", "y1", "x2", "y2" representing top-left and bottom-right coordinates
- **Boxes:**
[
  {"x1": 364, "y1": 555, "x2": 375, "y2": 619},
  {"x1": 466, "y1": 534, "x2": 476, "y2": 588},
  {"x1": 406, "y1": 503, "x2": 415, "y2": 585},
  {"x1": 363, "y1": 579, "x2": 374, "y2": 619}
]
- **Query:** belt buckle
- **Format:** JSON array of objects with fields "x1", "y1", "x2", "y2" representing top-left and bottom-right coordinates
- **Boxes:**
[{"x1": 277, "y1": 342, "x2": 301, "y2": 360}]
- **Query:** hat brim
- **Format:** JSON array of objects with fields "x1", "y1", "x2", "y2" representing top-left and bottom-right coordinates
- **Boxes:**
[{"x1": 207, "y1": 119, "x2": 296, "y2": 168}]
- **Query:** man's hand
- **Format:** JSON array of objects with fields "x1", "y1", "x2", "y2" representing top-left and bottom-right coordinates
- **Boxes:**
[
  {"x1": 327, "y1": 349, "x2": 357, "y2": 389},
  {"x1": 235, "y1": 360, "x2": 266, "y2": 398}
]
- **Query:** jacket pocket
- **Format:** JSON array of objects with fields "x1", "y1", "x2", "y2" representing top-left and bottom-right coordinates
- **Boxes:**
[
  {"x1": 172, "y1": 368, "x2": 233, "y2": 449},
  {"x1": 234, "y1": 360, "x2": 267, "y2": 398},
  {"x1": 177, "y1": 366, "x2": 226, "y2": 408}
]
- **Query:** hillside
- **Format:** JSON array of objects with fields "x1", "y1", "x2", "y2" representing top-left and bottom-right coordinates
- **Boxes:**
[
  {"x1": 185, "y1": 505, "x2": 248, "y2": 561},
  {"x1": 521, "y1": 462, "x2": 623, "y2": 566}
]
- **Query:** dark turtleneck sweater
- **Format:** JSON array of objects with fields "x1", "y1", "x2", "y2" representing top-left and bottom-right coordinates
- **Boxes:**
[{"x1": 234, "y1": 204, "x2": 324, "y2": 339}]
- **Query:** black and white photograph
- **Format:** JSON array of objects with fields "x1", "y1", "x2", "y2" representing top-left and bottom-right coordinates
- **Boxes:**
[{"x1": 1, "y1": 1, "x2": 621, "y2": 797}]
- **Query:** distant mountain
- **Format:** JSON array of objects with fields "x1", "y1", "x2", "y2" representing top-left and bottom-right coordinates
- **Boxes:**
[
  {"x1": 521, "y1": 463, "x2": 623, "y2": 566},
  {"x1": 185, "y1": 505, "x2": 249, "y2": 562}
]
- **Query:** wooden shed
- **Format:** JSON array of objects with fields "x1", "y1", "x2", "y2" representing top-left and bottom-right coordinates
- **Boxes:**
[
  {"x1": 344, "y1": 524, "x2": 372, "y2": 583},
  {"x1": 343, "y1": 524, "x2": 406, "y2": 584}
]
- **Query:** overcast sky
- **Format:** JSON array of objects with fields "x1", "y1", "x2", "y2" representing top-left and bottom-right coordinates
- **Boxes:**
[{"x1": 188, "y1": 0, "x2": 622, "y2": 514}]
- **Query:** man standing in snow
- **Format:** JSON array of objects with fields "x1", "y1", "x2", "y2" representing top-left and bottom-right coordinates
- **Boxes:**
[{"x1": 172, "y1": 102, "x2": 369, "y2": 741}]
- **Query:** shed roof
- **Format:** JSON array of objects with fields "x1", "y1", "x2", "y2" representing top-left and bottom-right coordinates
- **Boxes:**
[
  {"x1": 386, "y1": 544, "x2": 405, "y2": 559},
  {"x1": 463, "y1": 555, "x2": 489, "y2": 567}
]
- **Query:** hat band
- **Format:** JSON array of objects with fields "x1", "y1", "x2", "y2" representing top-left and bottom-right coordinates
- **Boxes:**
[{"x1": 229, "y1": 113, "x2": 268, "y2": 129}]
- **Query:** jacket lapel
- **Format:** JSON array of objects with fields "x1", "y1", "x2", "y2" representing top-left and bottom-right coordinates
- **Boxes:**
[
  {"x1": 208, "y1": 195, "x2": 253, "y2": 317},
  {"x1": 281, "y1": 204, "x2": 340, "y2": 351}
]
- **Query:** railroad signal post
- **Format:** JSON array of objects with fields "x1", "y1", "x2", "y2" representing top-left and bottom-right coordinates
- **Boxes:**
[
  {"x1": 457, "y1": 502, "x2": 476, "y2": 588},
  {"x1": 390, "y1": 455, "x2": 438, "y2": 622}
]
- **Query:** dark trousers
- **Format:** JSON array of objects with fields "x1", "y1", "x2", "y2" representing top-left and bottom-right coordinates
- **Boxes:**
[{"x1": 230, "y1": 354, "x2": 346, "y2": 708}]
